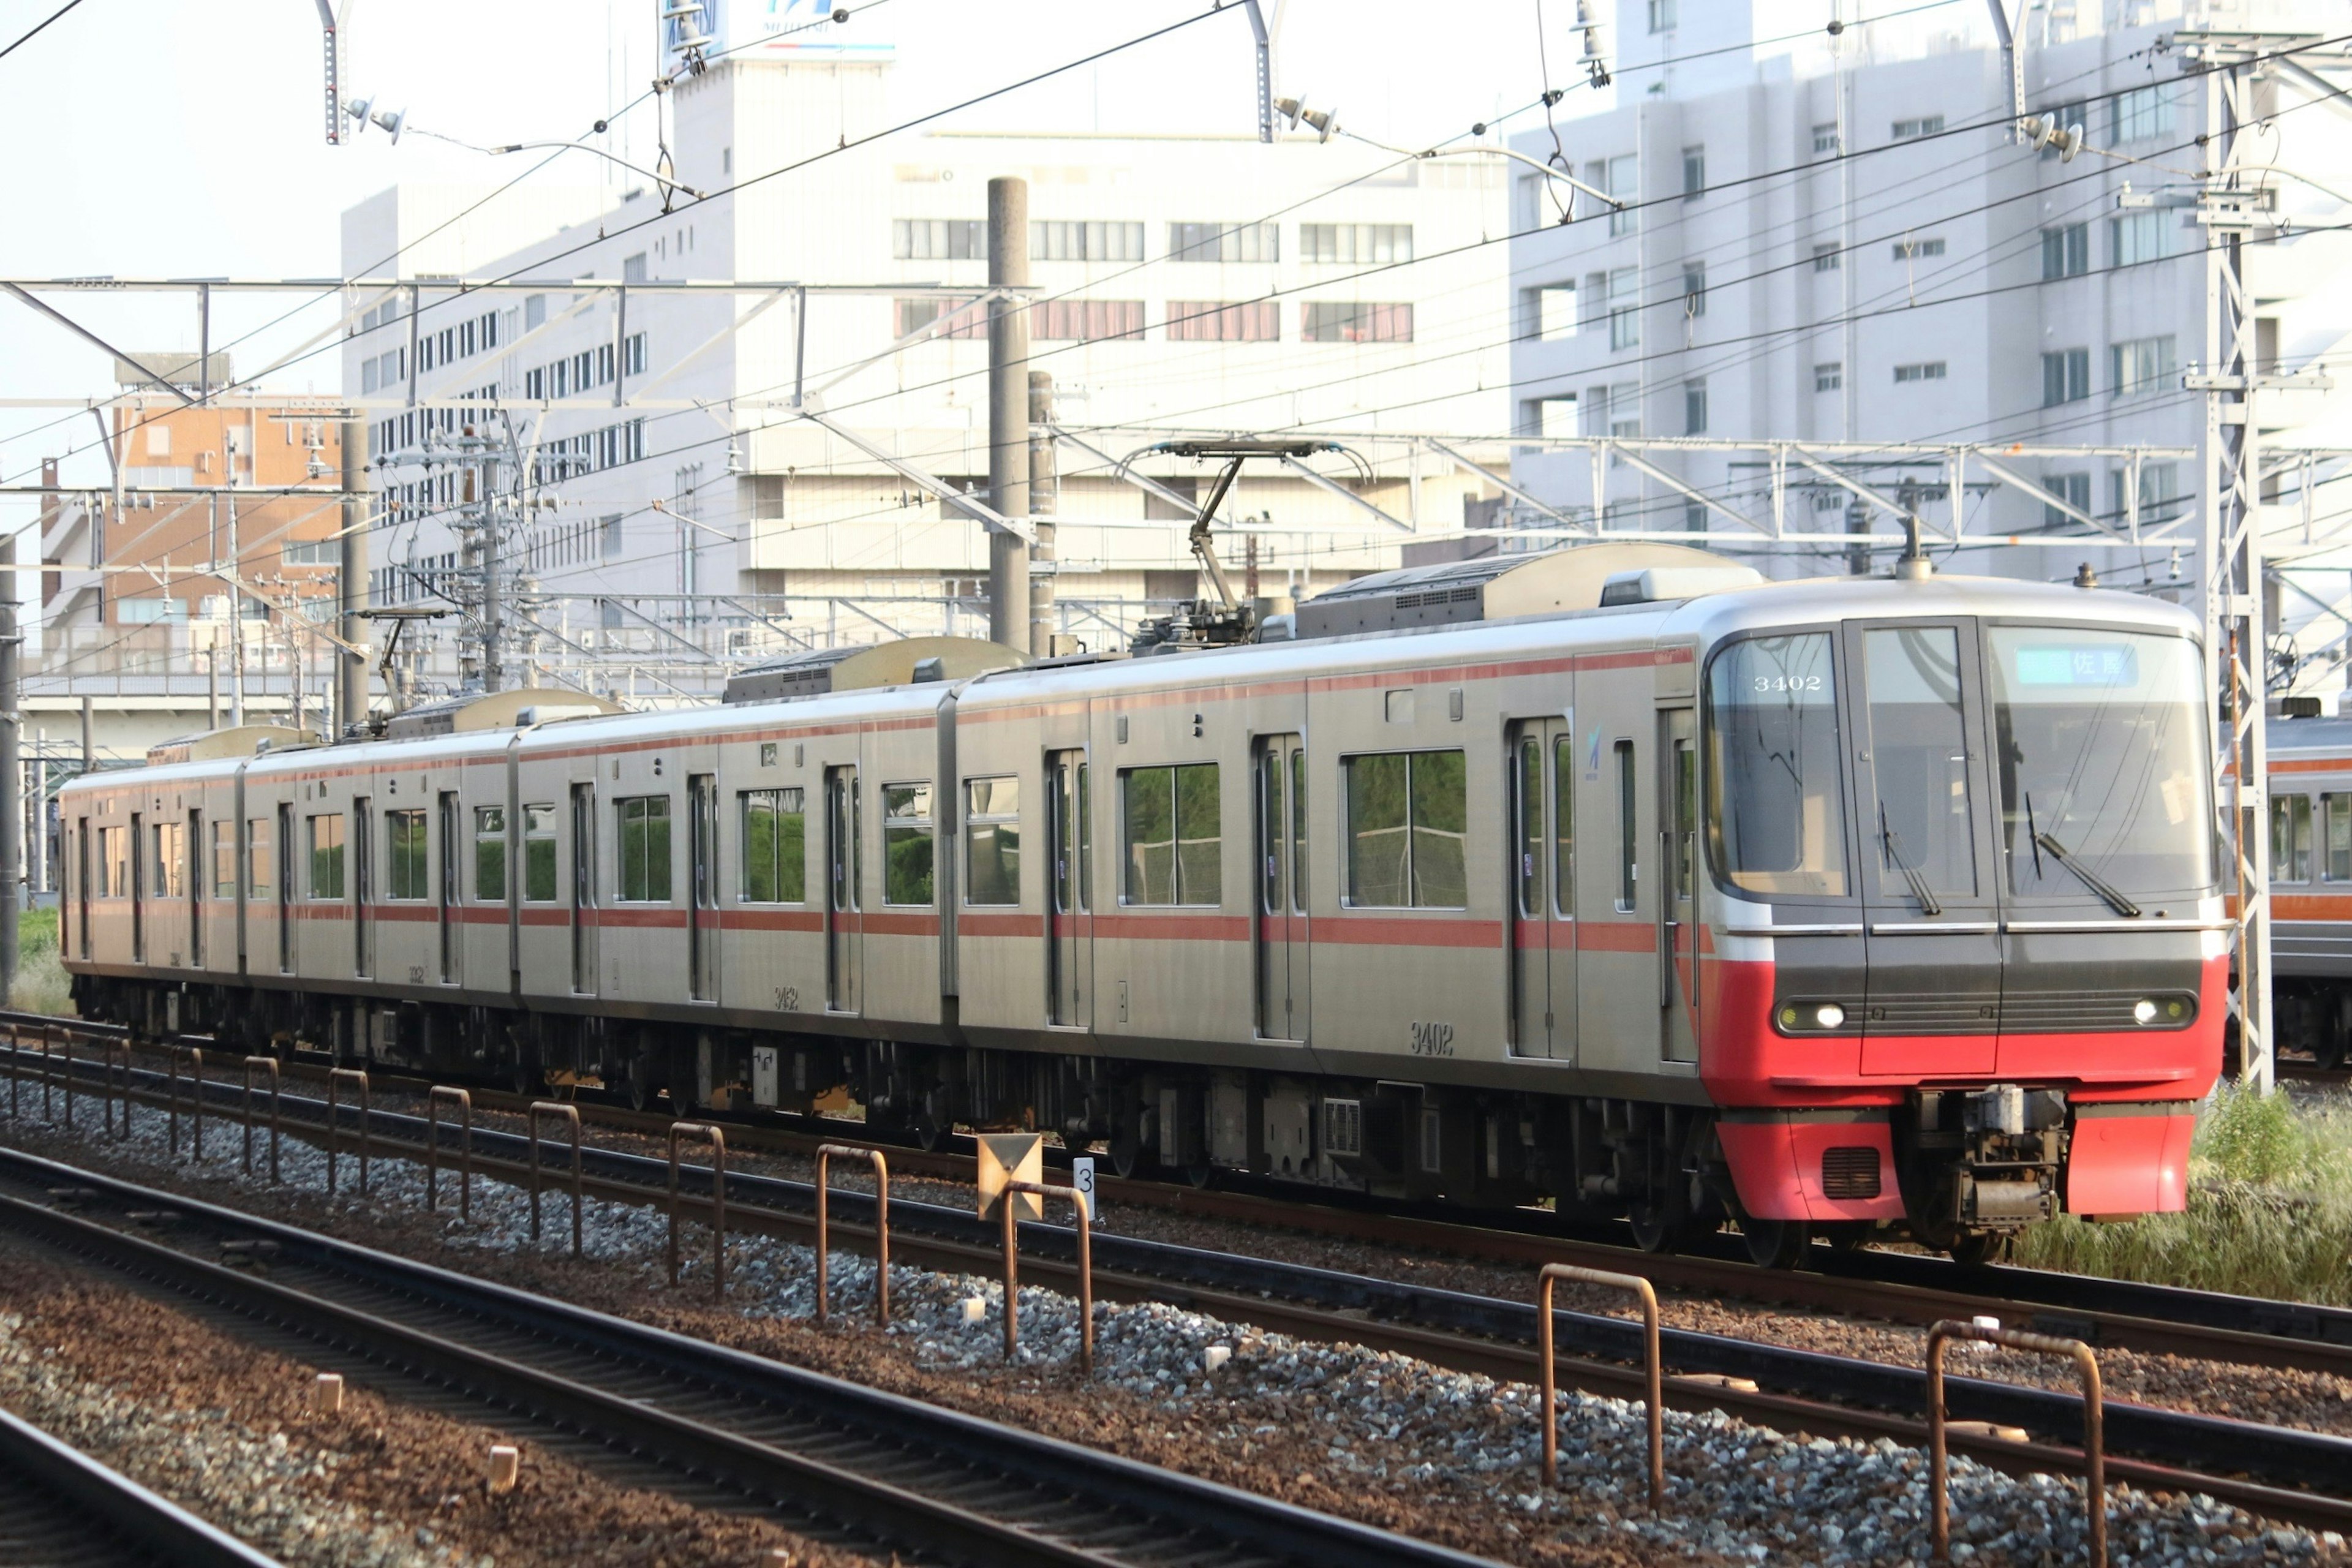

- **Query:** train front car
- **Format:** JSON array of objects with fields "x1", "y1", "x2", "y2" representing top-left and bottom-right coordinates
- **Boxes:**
[{"x1": 1691, "y1": 576, "x2": 2222, "y2": 1265}]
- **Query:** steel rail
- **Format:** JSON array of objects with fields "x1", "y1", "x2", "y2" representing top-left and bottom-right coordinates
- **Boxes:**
[
  {"x1": 0, "y1": 1149, "x2": 1499, "y2": 1568},
  {"x1": 0, "y1": 1403, "x2": 287, "y2": 1567}
]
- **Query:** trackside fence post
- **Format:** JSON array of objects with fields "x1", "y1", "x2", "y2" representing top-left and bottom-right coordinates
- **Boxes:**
[
  {"x1": 241, "y1": 1057, "x2": 280, "y2": 1181},
  {"x1": 326, "y1": 1068, "x2": 370, "y2": 1195},
  {"x1": 57, "y1": 1028, "x2": 72, "y2": 1131},
  {"x1": 1000, "y1": 1179, "x2": 1093, "y2": 1374},
  {"x1": 526, "y1": 1101, "x2": 582, "y2": 1257},
  {"x1": 666, "y1": 1121, "x2": 726, "y2": 1300},
  {"x1": 813, "y1": 1143, "x2": 891, "y2": 1327},
  {"x1": 104, "y1": 1040, "x2": 129, "y2": 1139},
  {"x1": 1928, "y1": 1319, "x2": 2104, "y2": 1567},
  {"x1": 427, "y1": 1087, "x2": 473, "y2": 1221},
  {"x1": 1537, "y1": 1263, "x2": 1665, "y2": 1510}
]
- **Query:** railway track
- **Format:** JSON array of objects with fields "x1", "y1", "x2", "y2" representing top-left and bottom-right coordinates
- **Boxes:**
[
  {"x1": 8, "y1": 1038, "x2": 2352, "y2": 1536},
  {"x1": 0, "y1": 1146, "x2": 1498, "y2": 1568},
  {"x1": 0, "y1": 1403, "x2": 285, "y2": 1567}
]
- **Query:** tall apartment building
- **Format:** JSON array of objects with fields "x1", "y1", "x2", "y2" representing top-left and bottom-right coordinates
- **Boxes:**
[
  {"x1": 339, "y1": 6, "x2": 1517, "y2": 699},
  {"x1": 1504, "y1": 0, "x2": 2351, "y2": 594}
]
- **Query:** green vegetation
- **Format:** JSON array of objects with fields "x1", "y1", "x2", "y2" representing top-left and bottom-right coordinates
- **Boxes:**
[
  {"x1": 2010, "y1": 1084, "x2": 2352, "y2": 1305},
  {"x1": 9, "y1": 907, "x2": 71, "y2": 1015}
]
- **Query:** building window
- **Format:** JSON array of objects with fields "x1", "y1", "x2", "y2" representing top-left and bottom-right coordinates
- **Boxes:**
[
  {"x1": 1607, "y1": 268, "x2": 1639, "y2": 352},
  {"x1": 1815, "y1": 362, "x2": 1843, "y2": 393},
  {"x1": 1608, "y1": 154, "x2": 1637, "y2": 236},
  {"x1": 893, "y1": 218, "x2": 985, "y2": 260},
  {"x1": 893, "y1": 295, "x2": 987, "y2": 340},
  {"x1": 473, "y1": 805, "x2": 506, "y2": 901},
  {"x1": 739, "y1": 788, "x2": 806, "y2": 903},
  {"x1": 2111, "y1": 85, "x2": 2173, "y2": 143},
  {"x1": 1345, "y1": 750, "x2": 1467, "y2": 908},
  {"x1": 2109, "y1": 462, "x2": 2184, "y2": 527},
  {"x1": 615, "y1": 796, "x2": 672, "y2": 902},
  {"x1": 1166, "y1": 301, "x2": 1280, "y2": 342},
  {"x1": 308, "y1": 813, "x2": 345, "y2": 900},
  {"x1": 1031, "y1": 220, "x2": 1145, "y2": 262},
  {"x1": 2110, "y1": 211, "x2": 2168, "y2": 267},
  {"x1": 1681, "y1": 145, "x2": 1705, "y2": 195},
  {"x1": 1168, "y1": 222, "x2": 1279, "y2": 263},
  {"x1": 1608, "y1": 380, "x2": 1642, "y2": 439},
  {"x1": 1681, "y1": 263, "x2": 1706, "y2": 319},
  {"x1": 624, "y1": 252, "x2": 647, "y2": 283},
  {"x1": 624, "y1": 331, "x2": 646, "y2": 375},
  {"x1": 385, "y1": 810, "x2": 428, "y2": 900},
  {"x1": 1893, "y1": 362, "x2": 1947, "y2": 383},
  {"x1": 523, "y1": 804, "x2": 558, "y2": 900},
  {"x1": 881, "y1": 783, "x2": 933, "y2": 906},
  {"x1": 1033, "y1": 300, "x2": 1145, "y2": 342},
  {"x1": 1121, "y1": 764, "x2": 1221, "y2": 907},
  {"x1": 1524, "y1": 394, "x2": 1579, "y2": 439},
  {"x1": 1891, "y1": 237, "x2": 1946, "y2": 260},
  {"x1": 2273, "y1": 793, "x2": 2313, "y2": 883},
  {"x1": 1300, "y1": 224, "x2": 1414, "y2": 265},
  {"x1": 1300, "y1": 301, "x2": 1413, "y2": 343},
  {"x1": 1812, "y1": 243, "x2": 1841, "y2": 273},
  {"x1": 281, "y1": 539, "x2": 339, "y2": 565},
  {"x1": 1648, "y1": 0, "x2": 1676, "y2": 29},
  {"x1": 1890, "y1": 115, "x2": 1945, "y2": 140},
  {"x1": 965, "y1": 777, "x2": 1020, "y2": 905},
  {"x1": 2110, "y1": 334, "x2": 2176, "y2": 398},
  {"x1": 1684, "y1": 377, "x2": 1708, "y2": 435},
  {"x1": 2041, "y1": 223, "x2": 2090, "y2": 279},
  {"x1": 1525, "y1": 282, "x2": 1577, "y2": 341},
  {"x1": 601, "y1": 514, "x2": 625, "y2": 557},
  {"x1": 2041, "y1": 471, "x2": 2090, "y2": 527},
  {"x1": 2041, "y1": 348, "x2": 2090, "y2": 405},
  {"x1": 1812, "y1": 122, "x2": 1839, "y2": 155}
]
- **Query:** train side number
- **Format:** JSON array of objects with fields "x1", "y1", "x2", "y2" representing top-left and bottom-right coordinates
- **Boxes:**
[{"x1": 1409, "y1": 1021, "x2": 1457, "y2": 1057}]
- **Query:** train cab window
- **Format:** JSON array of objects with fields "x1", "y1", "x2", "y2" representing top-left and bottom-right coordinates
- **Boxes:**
[
  {"x1": 247, "y1": 818, "x2": 273, "y2": 896},
  {"x1": 153, "y1": 820, "x2": 185, "y2": 899},
  {"x1": 1344, "y1": 750, "x2": 1467, "y2": 909},
  {"x1": 615, "y1": 796, "x2": 673, "y2": 902},
  {"x1": 474, "y1": 807, "x2": 508, "y2": 900},
  {"x1": 522, "y1": 805, "x2": 558, "y2": 900},
  {"x1": 881, "y1": 784, "x2": 935, "y2": 906},
  {"x1": 739, "y1": 788, "x2": 806, "y2": 902},
  {"x1": 1122, "y1": 763, "x2": 1221, "y2": 907},
  {"x1": 965, "y1": 777, "x2": 1020, "y2": 905},
  {"x1": 210, "y1": 820, "x2": 237, "y2": 899},
  {"x1": 386, "y1": 809, "x2": 430, "y2": 899},
  {"x1": 1615, "y1": 741, "x2": 1637, "y2": 910},
  {"x1": 2272, "y1": 794, "x2": 2313, "y2": 884},
  {"x1": 1863, "y1": 627, "x2": 1978, "y2": 900},
  {"x1": 1705, "y1": 632, "x2": 1849, "y2": 897},
  {"x1": 307, "y1": 813, "x2": 345, "y2": 899},
  {"x1": 2324, "y1": 795, "x2": 2352, "y2": 882}
]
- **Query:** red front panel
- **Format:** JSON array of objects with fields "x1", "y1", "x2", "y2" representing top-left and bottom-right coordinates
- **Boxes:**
[
  {"x1": 2064, "y1": 1110, "x2": 2195, "y2": 1216},
  {"x1": 1716, "y1": 1117, "x2": 1905, "y2": 1223}
]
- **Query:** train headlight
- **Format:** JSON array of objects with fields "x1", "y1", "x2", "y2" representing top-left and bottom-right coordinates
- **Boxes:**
[
  {"x1": 1814, "y1": 1003, "x2": 1845, "y2": 1030},
  {"x1": 2133, "y1": 998, "x2": 2158, "y2": 1025}
]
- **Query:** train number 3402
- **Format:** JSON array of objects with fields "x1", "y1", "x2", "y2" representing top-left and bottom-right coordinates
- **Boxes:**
[{"x1": 1409, "y1": 1021, "x2": 1457, "y2": 1057}]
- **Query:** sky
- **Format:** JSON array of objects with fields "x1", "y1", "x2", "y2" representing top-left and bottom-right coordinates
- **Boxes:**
[{"x1": 0, "y1": 0, "x2": 1594, "y2": 510}]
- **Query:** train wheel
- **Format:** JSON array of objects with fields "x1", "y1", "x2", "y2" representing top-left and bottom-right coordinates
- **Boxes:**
[
  {"x1": 1947, "y1": 1230, "x2": 2000, "y2": 1268},
  {"x1": 1817, "y1": 1221, "x2": 1873, "y2": 1254},
  {"x1": 1108, "y1": 1125, "x2": 1142, "y2": 1179},
  {"x1": 1627, "y1": 1202, "x2": 1716, "y2": 1254},
  {"x1": 911, "y1": 1109, "x2": 948, "y2": 1153},
  {"x1": 1184, "y1": 1157, "x2": 1216, "y2": 1189},
  {"x1": 1739, "y1": 1216, "x2": 1813, "y2": 1270}
]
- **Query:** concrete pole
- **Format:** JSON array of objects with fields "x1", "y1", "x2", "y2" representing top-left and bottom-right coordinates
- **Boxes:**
[
  {"x1": 339, "y1": 418, "x2": 370, "y2": 733},
  {"x1": 1028, "y1": 371, "x2": 1057, "y2": 657},
  {"x1": 986, "y1": 176, "x2": 1031, "y2": 654},
  {"x1": 0, "y1": 531, "x2": 19, "y2": 998}
]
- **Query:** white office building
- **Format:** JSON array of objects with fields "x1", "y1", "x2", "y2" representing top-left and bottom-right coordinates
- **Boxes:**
[{"x1": 339, "y1": 5, "x2": 1518, "y2": 698}]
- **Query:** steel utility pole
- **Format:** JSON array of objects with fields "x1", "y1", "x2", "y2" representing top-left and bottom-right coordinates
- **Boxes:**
[
  {"x1": 339, "y1": 418, "x2": 369, "y2": 733},
  {"x1": 987, "y1": 176, "x2": 1031, "y2": 655},
  {"x1": 1029, "y1": 371, "x2": 1057, "y2": 656},
  {"x1": 0, "y1": 530, "x2": 19, "y2": 1001}
]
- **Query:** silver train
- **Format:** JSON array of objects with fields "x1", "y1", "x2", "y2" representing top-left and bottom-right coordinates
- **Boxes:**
[{"x1": 59, "y1": 543, "x2": 2225, "y2": 1265}]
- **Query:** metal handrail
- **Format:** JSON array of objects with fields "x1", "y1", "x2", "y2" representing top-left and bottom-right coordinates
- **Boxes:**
[
  {"x1": 813, "y1": 1142, "x2": 890, "y2": 1327},
  {"x1": 666, "y1": 1121, "x2": 726, "y2": 1300},
  {"x1": 167, "y1": 1045, "x2": 205, "y2": 1161},
  {"x1": 1538, "y1": 1263, "x2": 1665, "y2": 1510},
  {"x1": 1928, "y1": 1319, "x2": 2105, "y2": 1566},
  {"x1": 526, "y1": 1101, "x2": 583, "y2": 1257},
  {"x1": 426, "y1": 1087, "x2": 473, "y2": 1221},
  {"x1": 1001, "y1": 1178, "x2": 1093, "y2": 1374},
  {"x1": 325, "y1": 1068, "x2": 369, "y2": 1194},
  {"x1": 239, "y1": 1057, "x2": 280, "y2": 1180}
]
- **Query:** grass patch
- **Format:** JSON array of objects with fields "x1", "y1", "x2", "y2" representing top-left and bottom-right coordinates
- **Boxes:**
[
  {"x1": 9, "y1": 907, "x2": 71, "y2": 1016},
  {"x1": 2010, "y1": 1084, "x2": 2352, "y2": 1305}
]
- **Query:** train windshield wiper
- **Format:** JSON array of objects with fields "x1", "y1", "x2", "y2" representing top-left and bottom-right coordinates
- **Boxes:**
[
  {"x1": 2031, "y1": 828, "x2": 2143, "y2": 919},
  {"x1": 1879, "y1": 807, "x2": 1943, "y2": 917}
]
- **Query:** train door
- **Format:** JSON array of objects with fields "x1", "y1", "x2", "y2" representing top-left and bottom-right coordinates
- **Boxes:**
[
  {"x1": 352, "y1": 799, "x2": 374, "y2": 978},
  {"x1": 1046, "y1": 750, "x2": 1091, "y2": 1028},
  {"x1": 1844, "y1": 621, "x2": 2000, "y2": 1074},
  {"x1": 186, "y1": 810, "x2": 204, "y2": 968},
  {"x1": 1254, "y1": 734, "x2": 1308, "y2": 1041},
  {"x1": 825, "y1": 766, "x2": 861, "y2": 1014},
  {"x1": 1658, "y1": 708, "x2": 1700, "y2": 1064},
  {"x1": 277, "y1": 804, "x2": 293, "y2": 972},
  {"x1": 130, "y1": 812, "x2": 146, "y2": 962},
  {"x1": 570, "y1": 783, "x2": 597, "y2": 995},
  {"x1": 688, "y1": 773, "x2": 718, "y2": 1004},
  {"x1": 438, "y1": 792, "x2": 461, "y2": 986},
  {"x1": 1509, "y1": 719, "x2": 1576, "y2": 1060}
]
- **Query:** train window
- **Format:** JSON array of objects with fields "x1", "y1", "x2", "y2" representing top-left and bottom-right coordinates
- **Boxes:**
[
  {"x1": 965, "y1": 777, "x2": 1020, "y2": 906},
  {"x1": 474, "y1": 806, "x2": 508, "y2": 900},
  {"x1": 739, "y1": 788, "x2": 806, "y2": 903},
  {"x1": 1080, "y1": 763, "x2": 1095, "y2": 912},
  {"x1": 881, "y1": 784, "x2": 935, "y2": 906},
  {"x1": 152, "y1": 820, "x2": 185, "y2": 899},
  {"x1": 211, "y1": 820, "x2": 237, "y2": 899},
  {"x1": 1615, "y1": 742, "x2": 1637, "y2": 910},
  {"x1": 1551, "y1": 736, "x2": 1575, "y2": 916},
  {"x1": 1289, "y1": 750, "x2": 1305, "y2": 915},
  {"x1": 1344, "y1": 750, "x2": 1467, "y2": 909},
  {"x1": 246, "y1": 818, "x2": 273, "y2": 896},
  {"x1": 2326, "y1": 796, "x2": 2352, "y2": 882},
  {"x1": 1122, "y1": 764, "x2": 1221, "y2": 907},
  {"x1": 99, "y1": 826, "x2": 127, "y2": 897},
  {"x1": 522, "y1": 805, "x2": 559, "y2": 900},
  {"x1": 1863, "y1": 627, "x2": 1978, "y2": 900},
  {"x1": 2271, "y1": 795, "x2": 2313, "y2": 884},
  {"x1": 307, "y1": 813, "x2": 345, "y2": 899},
  {"x1": 1705, "y1": 633, "x2": 1849, "y2": 897},
  {"x1": 386, "y1": 810, "x2": 430, "y2": 899},
  {"x1": 615, "y1": 796, "x2": 673, "y2": 902},
  {"x1": 1514, "y1": 738, "x2": 1544, "y2": 916}
]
